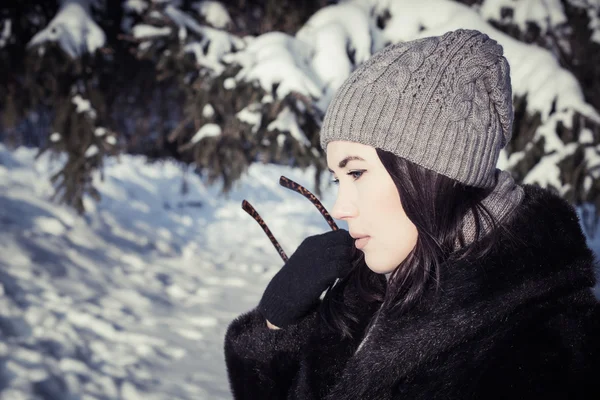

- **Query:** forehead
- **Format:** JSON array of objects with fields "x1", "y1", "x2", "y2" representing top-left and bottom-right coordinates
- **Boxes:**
[{"x1": 326, "y1": 141, "x2": 375, "y2": 165}]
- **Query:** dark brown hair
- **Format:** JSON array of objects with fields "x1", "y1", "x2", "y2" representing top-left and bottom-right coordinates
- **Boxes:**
[{"x1": 321, "y1": 149, "x2": 503, "y2": 338}]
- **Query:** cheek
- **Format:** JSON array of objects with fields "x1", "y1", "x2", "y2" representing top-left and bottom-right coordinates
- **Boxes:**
[
  {"x1": 363, "y1": 180, "x2": 405, "y2": 229},
  {"x1": 365, "y1": 216, "x2": 418, "y2": 274},
  {"x1": 362, "y1": 183, "x2": 418, "y2": 274},
  {"x1": 388, "y1": 215, "x2": 419, "y2": 264}
]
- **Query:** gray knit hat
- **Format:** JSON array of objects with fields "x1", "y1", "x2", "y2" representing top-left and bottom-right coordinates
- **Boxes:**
[{"x1": 320, "y1": 29, "x2": 513, "y2": 189}]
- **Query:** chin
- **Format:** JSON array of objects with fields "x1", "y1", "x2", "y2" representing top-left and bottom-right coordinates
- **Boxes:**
[{"x1": 364, "y1": 253, "x2": 397, "y2": 275}]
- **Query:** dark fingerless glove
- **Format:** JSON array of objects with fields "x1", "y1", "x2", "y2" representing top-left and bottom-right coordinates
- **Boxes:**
[{"x1": 258, "y1": 229, "x2": 356, "y2": 327}]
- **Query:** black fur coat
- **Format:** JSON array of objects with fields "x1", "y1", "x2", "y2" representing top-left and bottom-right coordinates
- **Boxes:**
[{"x1": 224, "y1": 185, "x2": 600, "y2": 399}]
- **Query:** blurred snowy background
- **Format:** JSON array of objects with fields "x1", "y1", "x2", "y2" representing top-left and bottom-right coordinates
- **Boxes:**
[{"x1": 1, "y1": 0, "x2": 600, "y2": 398}]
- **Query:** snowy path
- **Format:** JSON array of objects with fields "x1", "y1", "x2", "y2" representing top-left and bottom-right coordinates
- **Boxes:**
[
  {"x1": 0, "y1": 145, "x2": 338, "y2": 399},
  {"x1": 0, "y1": 144, "x2": 598, "y2": 399}
]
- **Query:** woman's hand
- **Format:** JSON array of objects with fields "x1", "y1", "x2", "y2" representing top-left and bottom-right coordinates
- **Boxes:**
[{"x1": 258, "y1": 229, "x2": 356, "y2": 328}]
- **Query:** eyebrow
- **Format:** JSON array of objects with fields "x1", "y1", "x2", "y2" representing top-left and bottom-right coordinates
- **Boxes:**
[{"x1": 328, "y1": 155, "x2": 365, "y2": 173}]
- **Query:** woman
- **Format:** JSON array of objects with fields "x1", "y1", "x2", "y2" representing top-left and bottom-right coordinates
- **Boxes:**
[{"x1": 224, "y1": 29, "x2": 600, "y2": 399}]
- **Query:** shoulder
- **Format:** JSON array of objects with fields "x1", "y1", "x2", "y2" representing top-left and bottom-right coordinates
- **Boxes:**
[
  {"x1": 504, "y1": 184, "x2": 589, "y2": 249},
  {"x1": 506, "y1": 184, "x2": 584, "y2": 237},
  {"x1": 484, "y1": 183, "x2": 597, "y2": 281},
  {"x1": 476, "y1": 301, "x2": 600, "y2": 398}
]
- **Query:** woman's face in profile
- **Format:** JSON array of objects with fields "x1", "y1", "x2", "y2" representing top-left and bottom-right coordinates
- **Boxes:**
[{"x1": 326, "y1": 141, "x2": 418, "y2": 274}]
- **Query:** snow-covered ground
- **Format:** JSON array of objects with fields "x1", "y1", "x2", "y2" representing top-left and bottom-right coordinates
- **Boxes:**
[
  {"x1": 0, "y1": 144, "x2": 599, "y2": 399},
  {"x1": 0, "y1": 144, "x2": 339, "y2": 399}
]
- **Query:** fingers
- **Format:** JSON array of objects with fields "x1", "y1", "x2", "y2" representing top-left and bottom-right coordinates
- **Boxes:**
[
  {"x1": 321, "y1": 229, "x2": 353, "y2": 247},
  {"x1": 295, "y1": 230, "x2": 354, "y2": 265}
]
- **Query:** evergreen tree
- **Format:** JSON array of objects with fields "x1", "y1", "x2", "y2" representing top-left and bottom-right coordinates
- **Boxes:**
[{"x1": 1, "y1": 0, "x2": 600, "y2": 230}]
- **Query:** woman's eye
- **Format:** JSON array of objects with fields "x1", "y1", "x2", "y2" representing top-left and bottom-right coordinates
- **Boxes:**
[
  {"x1": 331, "y1": 170, "x2": 365, "y2": 184},
  {"x1": 347, "y1": 170, "x2": 365, "y2": 180}
]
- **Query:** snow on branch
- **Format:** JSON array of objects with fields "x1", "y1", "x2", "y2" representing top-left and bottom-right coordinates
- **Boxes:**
[
  {"x1": 132, "y1": 24, "x2": 172, "y2": 39},
  {"x1": 267, "y1": 106, "x2": 312, "y2": 148},
  {"x1": 0, "y1": 19, "x2": 12, "y2": 48},
  {"x1": 192, "y1": 0, "x2": 232, "y2": 29},
  {"x1": 178, "y1": 21, "x2": 245, "y2": 74},
  {"x1": 569, "y1": 0, "x2": 600, "y2": 43},
  {"x1": 224, "y1": 0, "x2": 382, "y2": 113},
  {"x1": 128, "y1": 3, "x2": 244, "y2": 75},
  {"x1": 124, "y1": 0, "x2": 149, "y2": 15},
  {"x1": 236, "y1": 104, "x2": 262, "y2": 134},
  {"x1": 480, "y1": 0, "x2": 567, "y2": 36},
  {"x1": 224, "y1": 32, "x2": 322, "y2": 100},
  {"x1": 72, "y1": 94, "x2": 97, "y2": 120},
  {"x1": 27, "y1": 0, "x2": 106, "y2": 58},
  {"x1": 191, "y1": 123, "x2": 222, "y2": 144}
]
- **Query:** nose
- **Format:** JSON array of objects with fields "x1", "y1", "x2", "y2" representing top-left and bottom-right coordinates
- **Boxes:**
[{"x1": 331, "y1": 189, "x2": 358, "y2": 220}]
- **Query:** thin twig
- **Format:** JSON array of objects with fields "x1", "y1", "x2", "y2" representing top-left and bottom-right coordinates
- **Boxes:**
[
  {"x1": 279, "y1": 176, "x2": 338, "y2": 230},
  {"x1": 242, "y1": 176, "x2": 338, "y2": 262},
  {"x1": 242, "y1": 200, "x2": 288, "y2": 262}
]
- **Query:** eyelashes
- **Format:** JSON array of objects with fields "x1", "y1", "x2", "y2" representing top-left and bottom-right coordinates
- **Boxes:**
[
  {"x1": 348, "y1": 170, "x2": 365, "y2": 180},
  {"x1": 332, "y1": 170, "x2": 366, "y2": 185}
]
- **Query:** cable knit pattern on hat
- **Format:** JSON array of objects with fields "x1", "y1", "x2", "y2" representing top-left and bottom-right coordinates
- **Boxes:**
[{"x1": 320, "y1": 29, "x2": 514, "y2": 189}]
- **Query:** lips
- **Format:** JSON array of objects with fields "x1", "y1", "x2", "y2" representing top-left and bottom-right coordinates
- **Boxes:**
[
  {"x1": 350, "y1": 231, "x2": 367, "y2": 240},
  {"x1": 353, "y1": 235, "x2": 370, "y2": 250}
]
